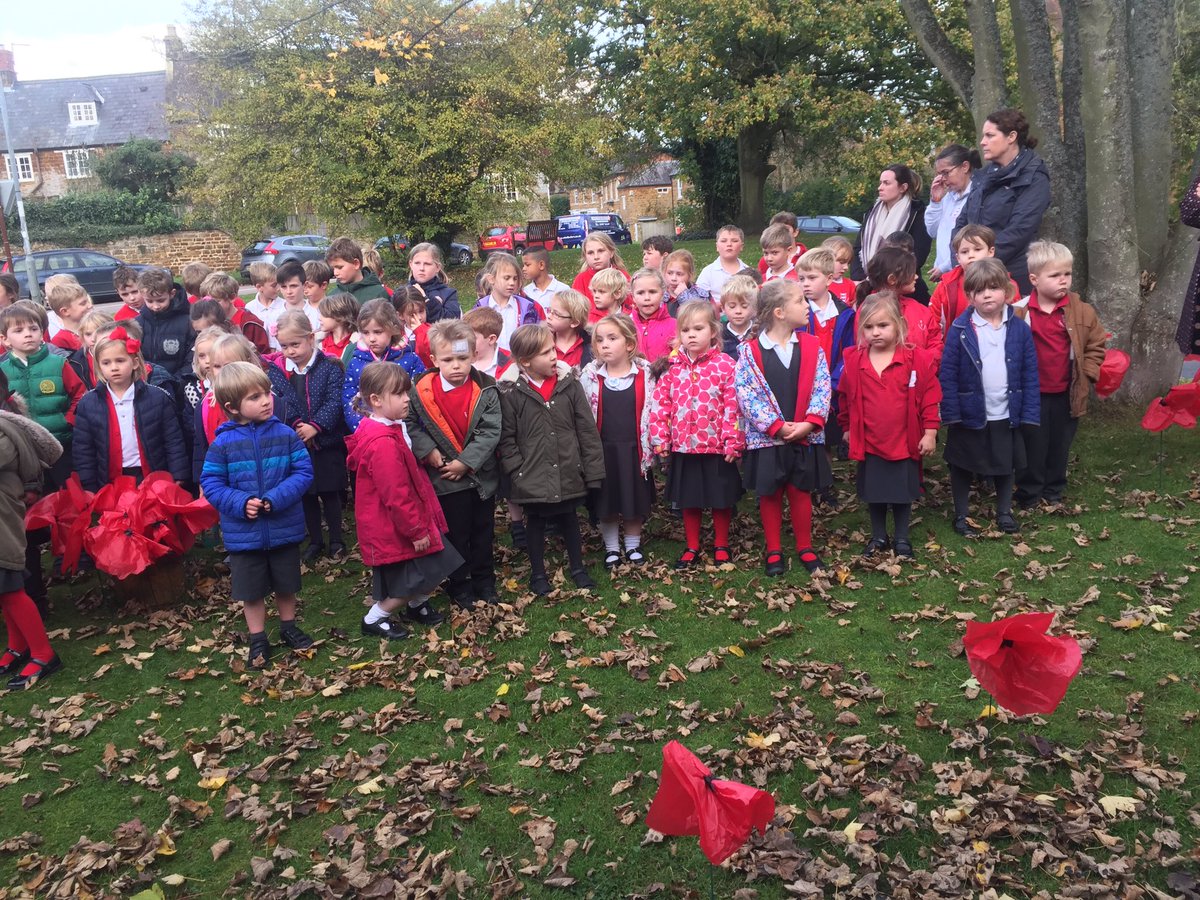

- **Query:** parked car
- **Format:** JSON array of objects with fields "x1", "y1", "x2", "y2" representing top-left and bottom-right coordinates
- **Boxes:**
[
  {"x1": 479, "y1": 225, "x2": 527, "y2": 259},
  {"x1": 2, "y1": 249, "x2": 150, "y2": 302},
  {"x1": 375, "y1": 235, "x2": 474, "y2": 267},
  {"x1": 555, "y1": 213, "x2": 633, "y2": 249},
  {"x1": 797, "y1": 215, "x2": 861, "y2": 235},
  {"x1": 240, "y1": 234, "x2": 331, "y2": 280}
]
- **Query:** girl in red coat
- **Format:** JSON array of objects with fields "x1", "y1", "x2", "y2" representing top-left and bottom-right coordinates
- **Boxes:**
[
  {"x1": 837, "y1": 294, "x2": 941, "y2": 560},
  {"x1": 346, "y1": 362, "x2": 463, "y2": 640}
]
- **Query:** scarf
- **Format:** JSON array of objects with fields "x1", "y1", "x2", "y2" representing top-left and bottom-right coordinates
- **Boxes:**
[
  {"x1": 859, "y1": 195, "x2": 912, "y2": 272},
  {"x1": 105, "y1": 387, "x2": 150, "y2": 483}
]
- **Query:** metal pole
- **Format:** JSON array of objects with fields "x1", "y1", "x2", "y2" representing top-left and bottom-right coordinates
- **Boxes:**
[{"x1": 0, "y1": 82, "x2": 40, "y2": 304}]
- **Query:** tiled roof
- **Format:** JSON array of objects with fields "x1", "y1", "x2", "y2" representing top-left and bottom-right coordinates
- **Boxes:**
[
  {"x1": 0, "y1": 71, "x2": 168, "y2": 152},
  {"x1": 618, "y1": 159, "x2": 681, "y2": 189}
]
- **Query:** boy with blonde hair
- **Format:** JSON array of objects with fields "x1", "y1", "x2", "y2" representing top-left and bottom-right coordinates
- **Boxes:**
[
  {"x1": 696, "y1": 225, "x2": 748, "y2": 302},
  {"x1": 246, "y1": 262, "x2": 284, "y2": 348},
  {"x1": 44, "y1": 275, "x2": 93, "y2": 352},
  {"x1": 202, "y1": 272, "x2": 270, "y2": 356},
  {"x1": 181, "y1": 261, "x2": 214, "y2": 302},
  {"x1": 589, "y1": 267, "x2": 630, "y2": 317},
  {"x1": 821, "y1": 236, "x2": 856, "y2": 305},
  {"x1": 719, "y1": 274, "x2": 758, "y2": 358}
]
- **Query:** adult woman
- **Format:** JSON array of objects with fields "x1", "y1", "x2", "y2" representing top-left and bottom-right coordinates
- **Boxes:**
[
  {"x1": 955, "y1": 108, "x2": 1051, "y2": 294},
  {"x1": 852, "y1": 164, "x2": 934, "y2": 302},
  {"x1": 925, "y1": 144, "x2": 981, "y2": 280},
  {"x1": 1173, "y1": 169, "x2": 1200, "y2": 355}
]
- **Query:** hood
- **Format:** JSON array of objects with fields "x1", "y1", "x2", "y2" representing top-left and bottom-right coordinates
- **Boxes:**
[
  {"x1": 990, "y1": 148, "x2": 1047, "y2": 184},
  {"x1": 147, "y1": 285, "x2": 190, "y2": 319},
  {"x1": 343, "y1": 271, "x2": 384, "y2": 295},
  {"x1": 346, "y1": 417, "x2": 402, "y2": 469}
]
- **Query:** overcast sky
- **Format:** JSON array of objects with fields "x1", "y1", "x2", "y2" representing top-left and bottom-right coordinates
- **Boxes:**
[{"x1": 3, "y1": 0, "x2": 189, "y2": 80}]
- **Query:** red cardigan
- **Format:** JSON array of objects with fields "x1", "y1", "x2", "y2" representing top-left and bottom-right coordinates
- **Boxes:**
[{"x1": 837, "y1": 344, "x2": 941, "y2": 462}]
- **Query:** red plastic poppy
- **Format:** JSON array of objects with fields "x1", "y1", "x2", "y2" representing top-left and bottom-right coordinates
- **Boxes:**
[
  {"x1": 963, "y1": 612, "x2": 1082, "y2": 715},
  {"x1": 1142, "y1": 397, "x2": 1196, "y2": 432},
  {"x1": 1164, "y1": 381, "x2": 1200, "y2": 417},
  {"x1": 645, "y1": 741, "x2": 776, "y2": 865},
  {"x1": 84, "y1": 510, "x2": 172, "y2": 579},
  {"x1": 24, "y1": 474, "x2": 94, "y2": 573},
  {"x1": 1094, "y1": 349, "x2": 1130, "y2": 398}
]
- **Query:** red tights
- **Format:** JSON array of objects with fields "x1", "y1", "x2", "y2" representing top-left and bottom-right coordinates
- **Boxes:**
[
  {"x1": 0, "y1": 590, "x2": 52, "y2": 673},
  {"x1": 682, "y1": 507, "x2": 733, "y2": 550},
  {"x1": 758, "y1": 486, "x2": 813, "y2": 553}
]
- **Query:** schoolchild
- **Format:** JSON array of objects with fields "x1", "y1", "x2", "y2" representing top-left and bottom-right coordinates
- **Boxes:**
[
  {"x1": 856, "y1": 247, "x2": 943, "y2": 360},
  {"x1": 756, "y1": 211, "x2": 807, "y2": 279},
  {"x1": 759, "y1": 224, "x2": 801, "y2": 283},
  {"x1": 571, "y1": 233, "x2": 630, "y2": 322},
  {"x1": 821, "y1": 236, "x2": 857, "y2": 306},
  {"x1": 929, "y1": 224, "x2": 1011, "y2": 339},
  {"x1": 473, "y1": 253, "x2": 546, "y2": 351},
  {"x1": 641, "y1": 235, "x2": 674, "y2": 270},
  {"x1": 522, "y1": 247, "x2": 570, "y2": 308},
  {"x1": 341, "y1": 299, "x2": 426, "y2": 432},
  {"x1": 200, "y1": 272, "x2": 271, "y2": 356},
  {"x1": 589, "y1": 267, "x2": 631, "y2": 319},
  {"x1": 719, "y1": 275, "x2": 758, "y2": 359},
  {"x1": 547, "y1": 289, "x2": 594, "y2": 370},
  {"x1": 181, "y1": 261, "x2": 213, "y2": 304},
  {"x1": 245, "y1": 262, "x2": 285, "y2": 348},
  {"x1": 317, "y1": 293, "x2": 359, "y2": 361},
  {"x1": 45, "y1": 276, "x2": 93, "y2": 352},
  {"x1": 463, "y1": 307, "x2": 512, "y2": 380},
  {"x1": 663, "y1": 250, "x2": 712, "y2": 315},
  {"x1": 629, "y1": 268, "x2": 676, "y2": 362},
  {"x1": 326, "y1": 237, "x2": 390, "y2": 304},
  {"x1": 393, "y1": 287, "x2": 433, "y2": 368},
  {"x1": 695, "y1": 225, "x2": 749, "y2": 303},
  {"x1": 407, "y1": 242, "x2": 462, "y2": 322}
]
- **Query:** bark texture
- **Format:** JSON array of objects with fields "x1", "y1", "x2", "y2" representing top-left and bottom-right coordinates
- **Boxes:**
[
  {"x1": 1127, "y1": 0, "x2": 1175, "y2": 270},
  {"x1": 736, "y1": 123, "x2": 776, "y2": 230},
  {"x1": 964, "y1": 0, "x2": 1009, "y2": 123}
]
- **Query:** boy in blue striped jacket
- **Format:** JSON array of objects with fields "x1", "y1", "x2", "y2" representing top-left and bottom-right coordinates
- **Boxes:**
[{"x1": 200, "y1": 361, "x2": 315, "y2": 669}]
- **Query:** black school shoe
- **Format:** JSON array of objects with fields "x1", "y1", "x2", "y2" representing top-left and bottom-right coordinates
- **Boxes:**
[
  {"x1": 529, "y1": 574, "x2": 552, "y2": 596},
  {"x1": 571, "y1": 568, "x2": 596, "y2": 589},
  {"x1": 996, "y1": 513, "x2": 1021, "y2": 534},
  {"x1": 797, "y1": 548, "x2": 826, "y2": 574},
  {"x1": 953, "y1": 517, "x2": 980, "y2": 538},
  {"x1": 510, "y1": 522, "x2": 528, "y2": 551},
  {"x1": 279, "y1": 623, "x2": 315, "y2": 651},
  {"x1": 302, "y1": 543, "x2": 324, "y2": 564},
  {"x1": 406, "y1": 601, "x2": 446, "y2": 627},
  {"x1": 451, "y1": 594, "x2": 477, "y2": 612},
  {"x1": 764, "y1": 551, "x2": 787, "y2": 577},
  {"x1": 6, "y1": 654, "x2": 62, "y2": 691},
  {"x1": 0, "y1": 648, "x2": 30, "y2": 678},
  {"x1": 893, "y1": 540, "x2": 915, "y2": 559},
  {"x1": 603, "y1": 551, "x2": 623, "y2": 570},
  {"x1": 863, "y1": 537, "x2": 890, "y2": 559},
  {"x1": 247, "y1": 634, "x2": 272, "y2": 669},
  {"x1": 361, "y1": 617, "x2": 410, "y2": 640}
]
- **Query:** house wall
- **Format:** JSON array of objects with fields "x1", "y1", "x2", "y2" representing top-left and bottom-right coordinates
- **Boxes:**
[
  {"x1": 3, "y1": 148, "x2": 104, "y2": 200},
  {"x1": 30, "y1": 229, "x2": 242, "y2": 275}
]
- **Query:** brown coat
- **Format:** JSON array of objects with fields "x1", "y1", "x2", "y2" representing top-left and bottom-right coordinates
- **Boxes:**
[
  {"x1": 1014, "y1": 292, "x2": 1106, "y2": 417},
  {"x1": 497, "y1": 361, "x2": 605, "y2": 506},
  {"x1": 0, "y1": 402, "x2": 63, "y2": 572}
]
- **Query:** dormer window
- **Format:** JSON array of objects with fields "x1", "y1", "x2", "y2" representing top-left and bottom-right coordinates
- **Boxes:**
[{"x1": 68, "y1": 102, "x2": 97, "y2": 125}]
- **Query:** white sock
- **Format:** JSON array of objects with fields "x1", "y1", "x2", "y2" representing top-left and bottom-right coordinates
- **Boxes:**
[
  {"x1": 624, "y1": 533, "x2": 641, "y2": 552},
  {"x1": 364, "y1": 603, "x2": 391, "y2": 625},
  {"x1": 599, "y1": 520, "x2": 620, "y2": 552},
  {"x1": 407, "y1": 594, "x2": 430, "y2": 609}
]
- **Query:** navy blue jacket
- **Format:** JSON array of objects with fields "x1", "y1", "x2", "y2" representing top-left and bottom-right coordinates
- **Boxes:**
[
  {"x1": 269, "y1": 353, "x2": 345, "y2": 450},
  {"x1": 72, "y1": 380, "x2": 189, "y2": 491},
  {"x1": 199, "y1": 416, "x2": 313, "y2": 552},
  {"x1": 939, "y1": 307, "x2": 1041, "y2": 430},
  {"x1": 137, "y1": 285, "x2": 195, "y2": 377},
  {"x1": 191, "y1": 366, "x2": 291, "y2": 483},
  {"x1": 342, "y1": 344, "x2": 426, "y2": 432},
  {"x1": 803, "y1": 298, "x2": 857, "y2": 394},
  {"x1": 410, "y1": 274, "x2": 461, "y2": 322}
]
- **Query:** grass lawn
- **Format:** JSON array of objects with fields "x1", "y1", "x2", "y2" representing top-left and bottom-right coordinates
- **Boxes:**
[{"x1": 2, "y1": 404, "x2": 1198, "y2": 898}]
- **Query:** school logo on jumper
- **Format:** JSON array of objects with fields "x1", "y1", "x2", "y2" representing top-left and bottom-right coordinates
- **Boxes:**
[
  {"x1": 38, "y1": 379, "x2": 55, "y2": 394},
  {"x1": 163, "y1": 339, "x2": 180, "y2": 355}
]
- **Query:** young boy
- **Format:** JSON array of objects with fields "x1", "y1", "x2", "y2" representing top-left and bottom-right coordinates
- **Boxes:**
[
  {"x1": 696, "y1": 225, "x2": 749, "y2": 303},
  {"x1": 112, "y1": 266, "x2": 143, "y2": 322},
  {"x1": 200, "y1": 360, "x2": 315, "y2": 668},
  {"x1": 202, "y1": 272, "x2": 270, "y2": 356},
  {"x1": 463, "y1": 307, "x2": 511, "y2": 379},
  {"x1": 181, "y1": 261, "x2": 214, "y2": 304},
  {"x1": 276, "y1": 260, "x2": 320, "y2": 331},
  {"x1": 246, "y1": 262, "x2": 284, "y2": 348},
  {"x1": 929, "y1": 225, "x2": 1008, "y2": 338},
  {"x1": 326, "y1": 237, "x2": 391, "y2": 303},
  {"x1": 821, "y1": 236, "x2": 857, "y2": 306},
  {"x1": 757, "y1": 212, "x2": 807, "y2": 277},
  {"x1": 0, "y1": 274, "x2": 17, "y2": 309},
  {"x1": 719, "y1": 275, "x2": 758, "y2": 359},
  {"x1": 44, "y1": 276, "x2": 93, "y2": 352},
  {"x1": 641, "y1": 235, "x2": 674, "y2": 271},
  {"x1": 522, "y1": 248, "x2": 569, "y2": 308},
  {"x1": 1014, "y1": 241, "x2": 1106, "y2": 508},
  {"x1": 303, "y1": 260, "x2": 333, "y2": 313},
  {"x1": 137, "y1": 268, "x2": 195, "y2": 377},
  {"x1": 408, "y1": 320, "x2": 503, "y2": 609},
  {"x1": 759, "y1": 225, "x2": 800, "y2": 283}
]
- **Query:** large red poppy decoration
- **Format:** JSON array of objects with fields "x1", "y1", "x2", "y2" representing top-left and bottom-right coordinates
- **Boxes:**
[{"x1": 963, "y1": 612, "x2": 1082, "y2": 715}]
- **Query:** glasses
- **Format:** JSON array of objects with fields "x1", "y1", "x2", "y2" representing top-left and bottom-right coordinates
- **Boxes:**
[{"x1": 546, "y1": 308, "x2": 571, "y2": 319}]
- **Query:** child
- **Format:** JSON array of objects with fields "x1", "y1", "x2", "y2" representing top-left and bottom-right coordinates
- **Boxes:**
[
  {"x1": 756, "y1": 212, "x2": 807, "y2": 278},
  {"x1": 245, "y1": 262, "x2": 285, "y2": 348},
  {"x1": 547, "y1": 289, "x2": 594, "y2": 369},
  {"x1": 474, "y1": 253, "x2": 545, "y2": 351},
  {"x1": 45, "y1": 276, "x2": 93, "y2": 352},
  {"x1": 201, "y1": 272, "x2": 270, "y2": 356},
  {"x1": 939, "y1": 258, "x2": 1040, "y2": 537},
  {"x1": 408, "y1": 320, "x2": 503, "y2": 609},
  {"x1": 642, "y1": 235, "x2": 674, "y2": 271},
  {"x1": 69, "y1": 310, "x2": 116, "y2": 390},
  {"x1": 326, "y1": 237, "x2": 391, "y2": 304},
  {"x1": 650, "y1": 303, "x2": 744, "y2": 568},
  {"x1": 856, "y1": 248, "x2": 942, "y2": 360},
  {"x1": 193, "y1": 333, "x2": 280, "y2": 481},
  {"x1": 347, "y1": 362, "x2": 456, "y2": 637},
  {"x1": 629, "y1": 268, "x2": 676, "y2": 362},
  {"x1": 342, "y1": 299, "x2": 425, "y2": 432},
  {"x1": 696, "y1": 225, "x2": 749, "y2": 303},
  {"x1": 720, "y1": 275, "x2": 758, "y2": 359},
  {"x1": 137, "y1": 267, "x2": 195, "y2": 377},
  {"x1": 270, "y1": 311, "x2": 348, "y2": 561},
  {"x1": 407, "y1": 243, "x2": 461, "y2": 322},
  {"x1": 837, "y1": 294, "x2": 941, "y2": 559},
  {"x1": 200, "y1": 361, "x2": 315, "y2": 667},
  {"x1": 362, "y1": 247, "x2": 391, "y2": 297},
  {"x1": 734, "y1": 280, "x2": 832, "y2": 576},
  {"x1": 929, "y1": 225, "x2": 1010, "y2": 339},
  {"x1": 303, "y1": 260, "x2": 333, "y2": 313},
  {"x1": 1013, "y1": 241, "x2": 1106, "y2": 508},
  {"x1": 579, "y1": 314, "x2": 657, "y2": 568},
  {"x1": 317, "y1": 293, "x2": 358, "y2": 361},
  {"x1": 276, "y1": 260, "x2": 321, "y2": 332},
  {"x1": 0, "y1": 368, "x2": 64, "y2": 691},
  {"x1": 181, "y1": 261, "x2": 213, "y2": 304},
  {"x1": 0, "y1": 274, "x2": 15, "y2": 309},
  {"x1": 759, "y1": 224, "x2": 800, "y2": 283},
  {"x1": 72, "y1": 326, "x2": 189, "y2": 492},
  {"x1": 498, "y1": 324, "x2": 604, "y2": 595},
  {"x1": 475, "y1": 270, "x2": 493, "y2": 302},
  {"x1": 464, "y1": 307, "x2": 512, "y2": 380},
  {"x1": 522, "y1": 247, "x2": 570, "y2": 308},
  {"x1": 822, "y1": 236, "x2": 857, "y2": 306},
  {"x1": 182, "y1": 323, "x2": 233, "y2": 464},
  {"x1": 663, "y1": 250, "x2": 711, "y2": 314},
  {"x1": 590, "y1": 268, "x2": 631, "y2": 319},
  {"x1": 112, "y1": 266, "x2": 143, "y2": 322},
  {"x1": 189, "y1": 298, "x2": 230, "y2": 334},
  {"x1": 571, "y1": 233, "x2": 629, "y2": 322},
  {"x1": 393, "y1": 287, "x2": 433, "y2": 367},
  {"x1": 797, "y1": 248, "x2": 857, "y2": 469}
]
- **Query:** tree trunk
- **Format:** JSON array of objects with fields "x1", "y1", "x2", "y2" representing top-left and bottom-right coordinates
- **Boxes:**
[
  {"x1": 898, "y1": 0, "x2": 977, "y2": 114},
  {"x1": 1127, "y1": 0, "x2": 1174, "y2": 270},
  {"x1": 736, "y1": 123, "x2": 776, "y2": 231},
  {"x1": 1126, "y1": 223, "x2": 1194, "y2": 399},
  {"x1": 965, "y1": 0, "x2": 1009, "y2": 125},
  {"x1": 1059, "y1": 0, "x2": 1089, "y2": 292}
]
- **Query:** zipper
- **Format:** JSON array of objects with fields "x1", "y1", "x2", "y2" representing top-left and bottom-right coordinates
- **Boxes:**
[{"x1": 251, "y1": 423, "x2": 270, "y2": 545}]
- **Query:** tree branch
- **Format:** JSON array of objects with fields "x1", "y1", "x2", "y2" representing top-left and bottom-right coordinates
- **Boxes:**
[
  {"x1": 1127, "y1": 0, "x2": 1175, "y2": 266},
  {"x1": 897, "y1": 0, "x2": 975, "y2": 111},
  {"x1": 964, "y1": 0, "x2": 1007, "y2": 125}
]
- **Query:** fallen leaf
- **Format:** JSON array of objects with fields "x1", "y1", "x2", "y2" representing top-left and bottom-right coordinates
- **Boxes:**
[{"x1": 1099, "y1": 795, "x2": 1139, "y2": 817}]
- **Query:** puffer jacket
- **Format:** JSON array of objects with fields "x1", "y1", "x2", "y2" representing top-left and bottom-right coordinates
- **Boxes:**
[
  {"x1": 407, "y1": 368, "x2": 502, "y2": 499},
  {"x1": 632, "y1": 304, "x2": 677, "y2": 362},
  {"x1": 410, "y1": 274, "x2": 461, "y2": 322},
  {"x1": 0, "y1": 344, "x2": 85, "y2": 446},
  {"x1": 137, "y1": 285, "x2": 195, "y2": 377},
  {"x1": 939, "y1": 306, "x2": 1040, "y2": 429},
  {"x1": 341, "y1": 343, "x2": 426, "y2": 432},
  {"x1": 578, "y1": 358, "x2": 657, "y2": 475},
  {"x1": 649, "y1": 347, "x2": 743, "y2": 457},
  {"x1": 72, "y1": 381, "x2": 189, "y2": 491},
  {"x1": 199, "y1": 416, "x2": 313, "y2": 552},
  {"x1": 734, "y1": 332, "x2": 830, "y2": 450}
]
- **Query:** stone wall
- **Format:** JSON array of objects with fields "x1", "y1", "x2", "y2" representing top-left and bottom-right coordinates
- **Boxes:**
[{"x1": 31, "y1": 229, "x2": 242, "y2": 275}]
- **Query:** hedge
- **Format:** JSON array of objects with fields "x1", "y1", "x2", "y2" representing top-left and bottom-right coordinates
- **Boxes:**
[{"x1": 4, "y1": 190, "x2": 183, "y2": 246}]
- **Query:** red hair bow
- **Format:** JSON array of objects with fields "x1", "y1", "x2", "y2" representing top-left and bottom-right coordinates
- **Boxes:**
[{"x1": 109, "y1": 327, "x2": 142, "y2": 356}]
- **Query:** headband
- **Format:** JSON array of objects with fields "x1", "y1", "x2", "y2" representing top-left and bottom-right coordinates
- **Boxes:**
[{"x1": 108, "y1": 327, "x2": 141, "y2": 356}]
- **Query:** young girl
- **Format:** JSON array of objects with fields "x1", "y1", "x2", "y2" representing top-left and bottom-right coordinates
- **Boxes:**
[
  {"x1": 190, "y1": 298, "x2": 230, "y2": 334},
  {"x1": 663, "y1": 249, "x2": 711, "y2": 315},
  {"x1": 822, "y1": 236, "x2": 858, "y2": 306},
  {"x1": 837, "y1": 294, "x2": 941, "y2": 559},
  {"x1": 393, "y1": 288, "x2": 433, "y2": 367},
  {"x1": 182, "y1": 323, "x2": 233, "y2": 475},
  {"x1": 72, "y1": 326, "x2": 189, "y2": 492},
  {"x1": 734, "y1": 280, "x2": 832, "y2": 576},
  {"x1": 856, "y1": 247, "x2": 942, "y2": 360},
  {"x1": 342, "y1": 299, "x2": 425, "y2": 432},
  {"x1": 547, "y1": 289, "x2": 594, "y2": 370},
  {"x1": 579, "y1": 314, "x2": 656, "y2": 568},
  {"x1": 407, "y1": 242, "x2": 461, "y2": 322},
  {"x1": 939, "y1": 258, "x2": 1040, "y2": 537},
  {"x1": 317, "y1": 293, "x2": 359, "y2": 361},
  {"x1": 571, "y1": 233, "x2": 630, "y2": 322},
  {"x1": 271, "y1": 311, "x2": 348, "y2": 562},
  {"x1": 630, "y1": 268, "x2": 677, "y2": 362},
  {"x1": 0, "y1": 368, "x2": 64, "y2": 690},
  {"x1": 474, "y1": 253, "x2": 545, "y2": 352},
  {"x1": 650, "y1": 303, "x2": 744, "y2": 568},
  {"x1": 498, "y1": 324, "x2": 605, "y2": 595},
  {"x1": 69, "y1": 310, "x2": 116, "y2": 390}
]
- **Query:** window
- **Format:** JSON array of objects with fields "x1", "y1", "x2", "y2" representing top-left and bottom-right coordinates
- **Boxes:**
[
  {"x1": 656, "y1": 187, "x2": 669, "y2": 196},
  {"x1": 77, "y1": 252, "x2": 118, "y2": 267},
  {"x1": 68, "y1": 102, "x2": 97, "y2": 125},
  {"x1": 485, "y1": 174, "x2": 519, "y2": 203},
  {"x1": 61, "y1": 149, "x2": 93, "y2": 179},
  {"x1": 2, "y1": 153, "x2": 33, "y2": 181}
]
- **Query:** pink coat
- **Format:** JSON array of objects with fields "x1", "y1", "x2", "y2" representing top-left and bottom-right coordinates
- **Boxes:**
[
  {"x1": 632, "y1": 304, "x2": 677, "y2": 362},
  {"x1": 346, "y1": 418, "x2": 447, "y2": 566},
  {"x1": 649, "y1": 347, "x2": 744, "y2": 457}
]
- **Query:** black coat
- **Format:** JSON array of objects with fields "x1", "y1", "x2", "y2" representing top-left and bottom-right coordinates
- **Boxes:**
[
  {"x1": 852, "y1": 199, "x2": 934, "y2": 303},
  {"x1": 1174, "y1": 169, "x2": 1200, "y2": 354},
  {"x1": 411, "y1": 275, "x2": 461, "y2": 322},
  {"x1": 955, "y1": 149, "x2": 1052, "y2": 294},
  {"x1": 73, "y1": 380, "x2": 189, "y2": 491},
  {"x1": 137, "y1": 285, "x2": 195, "y2": 377}
]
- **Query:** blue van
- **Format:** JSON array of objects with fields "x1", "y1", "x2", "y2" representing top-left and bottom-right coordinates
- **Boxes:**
[{"x1": 555, "y1": 214, "x2": 633, "y2": 249}]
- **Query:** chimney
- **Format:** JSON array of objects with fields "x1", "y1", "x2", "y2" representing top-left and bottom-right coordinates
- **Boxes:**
[
  {"x1": 0, "y1": 48, "x2": 15, "y2": 90},
  {"x1": 164, "y1": 27, "x2": 183, "y2": 83}
]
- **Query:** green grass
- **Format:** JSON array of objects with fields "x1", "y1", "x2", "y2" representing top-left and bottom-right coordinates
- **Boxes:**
[{"x1": 2, "y1": 411, "x2": 1199, "y2": 898}]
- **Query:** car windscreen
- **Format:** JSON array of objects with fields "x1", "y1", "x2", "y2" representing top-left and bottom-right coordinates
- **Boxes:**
[{"x1": 244, "y1": 241, "x2": 270, "y2": 253}]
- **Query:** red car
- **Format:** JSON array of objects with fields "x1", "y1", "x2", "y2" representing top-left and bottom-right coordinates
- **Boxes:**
[{"x1": 479, "y1": 225, "x2": 527, "y2": 259}]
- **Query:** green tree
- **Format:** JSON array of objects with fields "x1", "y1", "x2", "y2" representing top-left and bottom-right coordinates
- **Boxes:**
[{"x1": 93, "y1": 139, "x2": 196, "y2": 202}]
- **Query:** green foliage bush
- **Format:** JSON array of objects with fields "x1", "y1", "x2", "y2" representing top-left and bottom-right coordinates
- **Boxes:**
[
  {"x1": 7, "y1": 190, "x2": 183, "y2": 245},
  {"x1": 767, "y1": 179, "x2": 868, "y2": 221}
]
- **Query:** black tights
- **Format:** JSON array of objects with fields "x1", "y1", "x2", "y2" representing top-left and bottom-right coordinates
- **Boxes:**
[
  {"x1": 868, "y1": 503, "x2": 912, "y2": 543},
  {"x1": 303, "y1": 492, "x2": 344, "y2": 546},
  {"x1": 526, "y1": 512, "x2": 584, "y2": 578},
  {"x1": 950, "y1": 466, "x2": 1013, "y2": 519}
]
